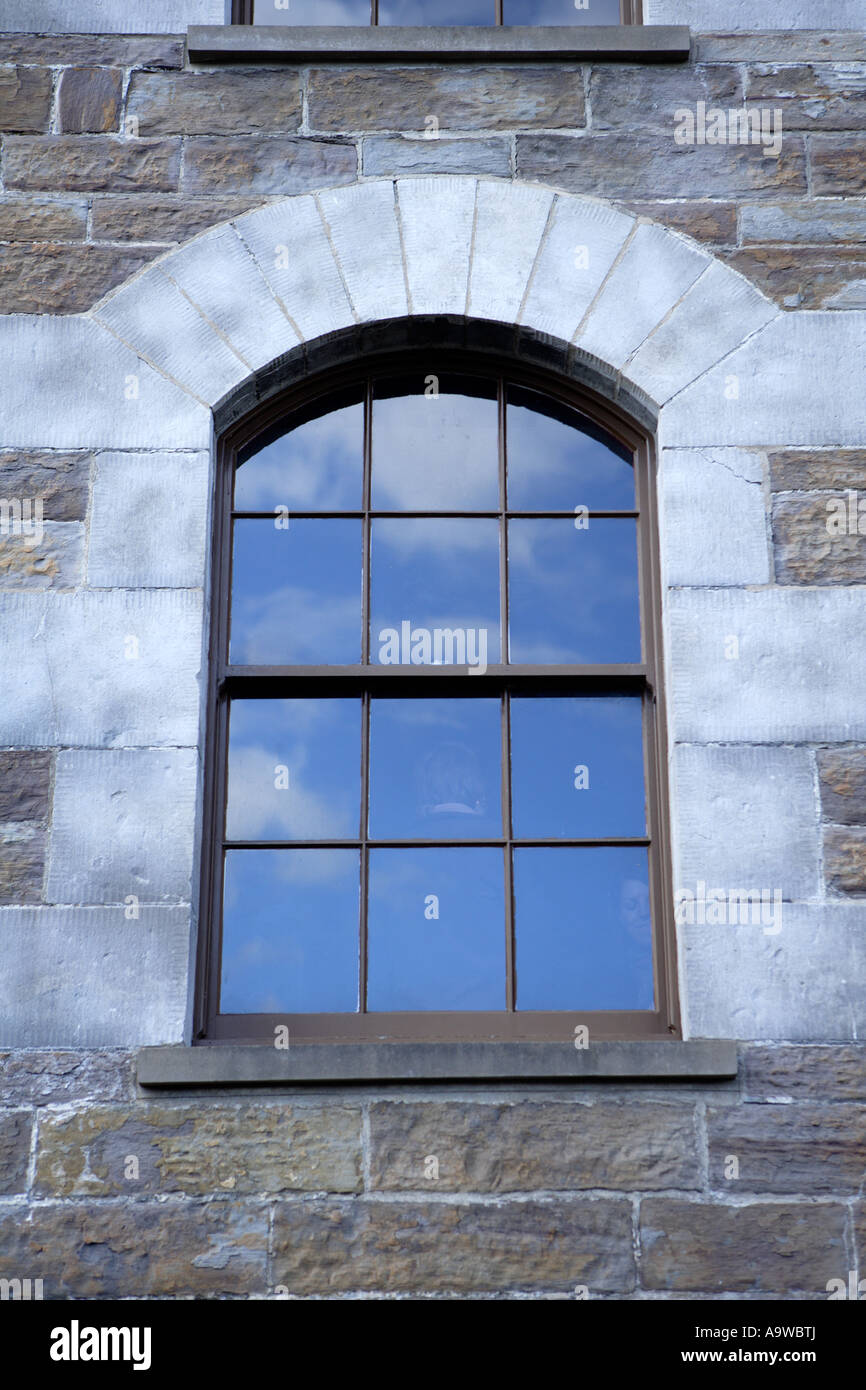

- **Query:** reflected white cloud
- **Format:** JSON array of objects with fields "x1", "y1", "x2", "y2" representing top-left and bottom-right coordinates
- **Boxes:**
[{"x1": 373, "y1": 395, "x2": 498, "y2": 511}]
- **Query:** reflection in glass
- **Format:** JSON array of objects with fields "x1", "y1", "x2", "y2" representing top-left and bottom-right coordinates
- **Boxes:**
[
  {"x1": 252, "y1": 0, "x2": 372, "y2": 23},
  {"x1": 371, "y1": 518, "x2": 501, "y2": 666},
  {"x1": 226, "y1": 699, "x2": 361, "y2": 841},
  {"x1": 221, "y1": 849, "x2": 359, "y2": 1013},
  {"x1": 379, "y1": 0, "x2": 494, "y2": 23},
  {"x1": 508, "y1": 518, "x2": 640, "y2": 663},
  {"x1": 370, "y1": 699, "x2": 502, "y2": 839},
  {"x1": 372, "y1": 376, "x2": 498, "y2": 512},
  {"x1": 368, "y1": 848, "x2": 504, "y2": 1010},
  {"x1": 506, "y1": 387, "x2": 634, "y2": 510},
  {"x1": 504, "y1": 0, "x2": 622, "y2": 24},
  {"x1": 234, "y1": 397, "x2": 363, "y2": 512},
  {"x1": 230, "y1": 519, "x2": 362, "y2": 665},
  {"x1": 510, "y1": 696, "x2": 645, "y2": 838},
  {"x1": 514, "y1": 847, "x2": 653, "y2": 1009}
]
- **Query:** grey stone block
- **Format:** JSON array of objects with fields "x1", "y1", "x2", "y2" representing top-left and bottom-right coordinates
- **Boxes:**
[
  {"x1": 0, "y1": 317, "x2": 209, "y2": 450},
  {"x1": 0, "y1": 906, "x2": 191, "y2": 1047},
  {"x1": 468, "y1": 180, "x2": 553, "y2": 325},
  {"x1": 317, "y1": 180, "x2": 407, "y2": 324},
  {"x1": 659, "y1": 448, "x2": 770, "y2": 586},
  {"x1": 741, "y1": 201, "x2": 866, "y2": 245},
  {"x1": 683, "y1": 903, "x2": 866, "y2": 1041},
  {"x1": 46, "y1": 748, "x2": 197, "y2": 906},
  {"x1": 88, "y1": 452, "x2": 210, "y2": 590},
  {"x1": 397, "y1": 177, "x2": 476, "y2": 315},
  {"x1": 0, "y1": 590, "x2": 203, "y2": 748},
  {"x1": 363, "y1": 136, "x2": 511, "y2": 179},
  {"x1": 0, "y1": 0, "x2": 223, "y2": 31},
  {"x1": 673, "y1": 744, "x2": 820, "y2": 900},
  {"x1": 661, "y1": 313, "x2": 866, "y2": 447},
  {"x1": 667, "y1": 588, "x2": 866, "y2": 743},
  {"x1": 519, "y1": 195, "x2": 634, "y2": 344}
]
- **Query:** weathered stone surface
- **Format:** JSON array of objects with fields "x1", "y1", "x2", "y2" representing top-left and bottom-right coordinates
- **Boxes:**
[
  {"x1": 88, "y1": 452, "x2": 209, "y2": 589},
  {"x1": 368, "y1": 1100, "x2": 700, "y2": 1192},
  {"x1": 0, "y1": 1201, "x2": 267, "y2": 1299},
  {"x1": 745, "y1": 63, "x2": 866, "y2": 130},
  {"x1": 517, "y1": 132, "x2": 807, "y2": 200},
  {"x1": 660, "y1": 448, "x2": 769, "y2": 585},
  {"x1": 722, "y1": 246, "x2": 866, "y2": 309},
  {"x1": 818, "y1": 750, "x2": 866, "y2": 826},
  {"x1": 769, "y1": 450, "x2": 866, "y2": 492},
  {"x1": 695, "y1": 34, "x2": 866, "y2": 62},
  {"x1": 0, "y1": 36, "x2": 184, "y2": 67},
  {"x1": 824, "y1": 827, "x2": 866, "y2": 896},
  {"x1": 0, "y1": 452, "x2": 90, "y2": 521},
  {"x1": 0, "y1": 66, "x2": 53, "y2": 134},
  {"x1": 127, "y1": 71, "x2": 302, "y2": 136},
  {"x1": 742, "y1": 199, "x2": 866, "y2": 244},
  {"x1": 740, "y1": 1045, "x2": 866, "y2": 1103},
  {"x1": 273, "y1": 1197, "x2": 635, "y2": 1294},
  {"x1": 0, "y1": 522, "x2": 84, "y2": 588},
  {"x1": 618, "y1": 199, "x2": 737, "y2": 244},
  {"x1": 35, "y1": 1103, "x2": 362, "y2": 1197},
  {"x1": 0, "y1": 827, "x2": 44, "y2": 904},
  {"x1": 0, "y1": 1111, "x2": 31, "y2": 1195},
  {"x1": 591, "y1": 63, "x2": 742, "y2": 129},
  {"x1": 3, "y1": 137, "x2": 181, "y2": 192},
  {"x1": 0, "y1": 196, "x2": 88, "y2": 241},
  {"x1": 0, "y1": 751, "x2": 51, "y2": 823},
  {"x1": 707, "y1": 1104, "x2": 866, "y2": 1193},
  {"x1": 58, "y1": 67, "x2": 123, "y2": 135},
  {"x1": 90, "y1": 195, "x2": 260, "y2": 243},
  {"x1": 0, "y1": 1050, "x2": 133, "y2": 1106},
  {"x1": 182, "y1": 136, "x2": 357, "y2": 196},
  {"x1": 640, "y1": 1200, "x2": 848, "y2": 1293},
  {"x1": 363, "y1": 135, "x2": 511, "y2": 177},
  {"x1": 0, "y1": 242, "x2": 162, "y2": 315},
  {"x1": 773, "y1": 495, "x2": 866, "y2": 584},
  {"x1": 308, "y1": 66, "x2": 585, "y2": 132},
  {"x1": 811, "y1": 135, "x2": 866, "y2": 194}
]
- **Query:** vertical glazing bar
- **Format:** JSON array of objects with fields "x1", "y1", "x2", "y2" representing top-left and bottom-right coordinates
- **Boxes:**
[
  {"x1": 360, "y1": 690, "x2": 370, "y2": 1012},
  {"x1": 502, "y1": 691, "x2": 516, "y2": 1011},
  {"x1": 498, "y1": 379, "x2": 508, "y2": 665},
  {"x1": 362, "y1": 379, "x2": 372, "y2": 665}
]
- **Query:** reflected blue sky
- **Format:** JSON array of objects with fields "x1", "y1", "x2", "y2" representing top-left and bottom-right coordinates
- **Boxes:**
[
  {"x1": 379, "y1": 0, "x2": 495, "y2": 22},
  {"x1": 511, "y1": 696, "x2": 646, "y2": 837},
  {"x1": 506, "y1": 388, "x2": 634, "y2": 510},
  {"x1": 504, "y1": 0, "x2": 622, "y2": 23},
  {"x1": 235, "y1": 400, "x2": 363, "y2": 513},
  {"x1": 372, "y1": 378, "x2": 498, "y2": 511},
  {"x1": 221, "y1": 849, "x2": 359, "y2": 1014},
  {"x1": 253, "y1": 0, "x2": 372, "y2": 22},
  {"x1": 368, "y1": 848, "x2": 505, "y2": 1010},
  {"x1": 515, "y1": 847, "x2": 653, "y2": 1010},
  {"x1": 509, "y1": 518, "x2": 640, "y2": 663}
]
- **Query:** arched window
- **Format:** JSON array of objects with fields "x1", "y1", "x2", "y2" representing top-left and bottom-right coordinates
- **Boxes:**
[
  {"x1": 196, "y1": 352, "x2": 677, "y2": 1043},
  {"x1": 234, "y1": 1, "x2": 636, "y2": 26}
]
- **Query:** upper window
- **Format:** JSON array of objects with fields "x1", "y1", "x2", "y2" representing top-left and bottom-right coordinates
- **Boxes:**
[
  {"x1": 196, "y1": 355, "x2": 675, "y2": 1044},
  {"x1": 234, "y1": 1, "x2": 637, "y2": 24}
]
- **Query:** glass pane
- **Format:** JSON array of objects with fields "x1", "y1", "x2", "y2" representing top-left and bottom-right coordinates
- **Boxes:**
[
  {"x1": 230, "y1": 518, "x2": 362, "y2": 665},
  {"x1": 367, "y1": 848, "x2": 504, "y2": 1010},
  {"x1": 226, "y1": 699, "x2": 361, "y2": 841},
  {"x1": 508, "y1": 518, "x2": 640, "y2": 663},
  {"x1": 379, "y1": 0, "x2": 495, "y2": 23},
  {"x1": 510, "y1": 696, "x2": 645, "y2": 838},
  {"x1": 371, "y1": 518, "x2": 501, "y2": 668},
  {"x1": 372, "y1": 375, "x2": 498, "y2": 512},
  {"x1": 221, "y1": 849, "x2": 359, "y2": 1014},
  {"x1": 506, "y1": 387, "x2": 634, "y2": 511},
  {"x1": 504, "y1": 0, "x2": 622, "y2": 23},
  {"x1": 514, "y1": 847, "x2": 653, "y2": 1010},
  {"x1": 252, "y1": 0, "x2": 372, "y2": 23},
  {"x1": 234, "y1": 395, "x2": 363, "y2": 513},
  {"x1": 369, "y1": 698, "x2": 502, "y2": 840}
]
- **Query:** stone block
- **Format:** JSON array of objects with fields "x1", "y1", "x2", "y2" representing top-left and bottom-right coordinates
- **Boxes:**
[
  {"x1": 0, "y1": 521, "x2": 84, "y2": 589},
  {"x1": 126, "y1": 70, "x2": 302, "y2": 137},
  {"x1": 0, "y1": 242, "x2": 162, "y2": 315},
  {"x1": 0, "y1": 0, "x2": 223, "y2": 31},
  {"x1": 818, "y1": 750, "x2": 866, "y2": 827},
  {"x1": 3, "y1": 136, "x2": 181, "y2": 193},
  {"x1": 363, "y1": 135, "x2": 511, "y2": 178},
  {"x1": 810, "y1": 135, "x2": 866, "y2": 195},
  {"x1": 0, "y1": 827, "x2": 45, "y2": 905},
  {"x1": 769, "y1": 450, "x2": 866, "y2": 492},
  {"x1": 0, "y1": 751, "x2": 51, "y2": 822},
  {"x1": 824, "y1": 827, "x2": 866, "y2": 896},
  {"x1": 722, "y1": 245, "x2": 866, "y2": 310},
  {"x1": 0, "y1": 1112, "x2": 32, "y2": 1195},
  {"x1": 58, "y1": 67, "x2": 123, "y2": 134},
  {"x1": 468, "y1": 180, "x2": 552, "y2": 324},
  {"x1": 773, "y1": 494, "x2": 866, "y2": 584},
  {"x1": 234, "y1": 195, "x2": 353, "y2": 342},
  {"x1": 659, "y1": 448, "x2": 769, "y2": 585},
  {"x1": 46, "y1": 748, "x2": 198, "y2": 905},
  {"x1": 0, "y1": 196, "x2": 88, "y2": 241},
  {"x1": 740, "y1": 1044, "x2": 866, "y2": 1103},
  {"x1": 745, "y1": 62, "x2": 866, "y2": 130},
  {"x1": 0, "y1": 65, "x2": 53, "y2": 133},
  {"x1": 618, "y1": 200, "x2": 737, "y2": 245},
  {"x1": 707, "y1": 1103, "x2": 866, "y2": 1193},
  {"x1": 645, "y1": 0, "x2": 865, "y2": 27},
  {"x1": 90, "y1": 195, "x2": 260, "y2": 244},
  {"x1": 0, "y1": 452, "x2": 90, "y2": 521},
  {"x1": 0, "y1": 1049, "x2": 133, "y2": 1106},
  {"x1": 591, "y1": 62, "x2": 743, "y2": 130},
  {"x1": 397, "y1": 176, "x2": 476, "y2": 315},
  {"x1": 519, "y1": 195, "x2": 634, "y2": 343},
  {"x1": 88, "y1": 451, "x2": 209, "y2": 589},
  {"x1": 0, "y1": 36, "x2": 183, "y2": 67},
  {"x1": 182, "y1": 136, "x2": 357, "y2": 198},
  {"x1": 741, "y1": 200, "x2": 866, "y2": 244},
  {"x1": 317, "y1": 179, "x2": 407, "y2": 323}
]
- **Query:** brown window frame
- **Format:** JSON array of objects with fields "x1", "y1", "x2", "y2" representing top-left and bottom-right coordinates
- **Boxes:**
[
  {"x1": 231, "y1": 1, "x2": 643, "y2": 24},
  {"x1": 194, "y1": 347, "x2": 678, "y2": 1046}
]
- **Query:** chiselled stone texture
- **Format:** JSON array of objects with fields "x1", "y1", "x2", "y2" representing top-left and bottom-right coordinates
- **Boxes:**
[
  {"x1": 0, "y1": 66, "x2": 53, "y2": 133},
  {"x1": 740, "y1": 1044, "x2": 866, "y2": 1102},
  {"x1": 0, "y1": 1050, "x2": 133, "y2": 1106},
  {"x1": 0, "y1": 828, "x2": 45, "y2": 904},
  {"x1": 744, "y1": 63, "x2": 866, "y2": 130},
  {"x1": 0, "y1": 751, "x2": 51, "y2": 823},
  {"x1": 818, "y1": 749, "x2": 866, "y2": 826},
  {"x1": 3, "y1": 137, "x2": 181, "y2": 192},
  {"x1": 706, "y1": 1104, "x2": 866, "y2": 1193},
  {"x1": 617, "y1": 199, "x2": 737, "y2": 245},
  {"x1": 0, "y1": 452, "x2": 90, "y2": 522},
  {"x1": 722, "y1": 246, "x2": 866, "y2": 310},
  {"x1": 126, "y1": 71, "x2": 303, "y2": 136},
  {"x1": 769, "y1": 449, "x2": 866, "y2": 491},
  {"x1": 0, "y1": 522, "x2": 84, "y2": 589},
  {"x1": 0, "y1": 1202, "x2": 267, "y2": 1299},
  {"x1": 0, "y1": 36, "x2": 184, "y2": 68},
  {"x1": 34, "y1": 1102, "x2": 363, "y2": 1197},
  {"x1": 810, "y1": 134, "x2": 866, "y2": 194},
  {"x1": 640, "y1": 1200, "x2": 848, "y2": 1294},
  {"x1": 0, "y1": 750, "x2": 51, "y2": 905},
  {"x1": 181, "y1": 136, "x2": 357, "y2": 196},
  {"x1": 90, "y1": 195, "x2": 260, "y2": 244},
  {"x1": 772, "y1": 495, "x2": 866, "y2": 584},
  {"x1": 0, "y1": 1111, "x2": 32, "y2": 1194},
  {"x1": 824, "y1": 827, "x2": 866, "y2": 896},
  {"x1": 368, "y1": 1101, "x2": 700, "y2": 1193},
  {"x1": 272, "y1": 1197, "x2": 635, "y2": 1296},
  {"x1": 58, "y1": 67, "x2": 123, "y2": 134},
  {"x1": 307, "y1": 66, "x2": 585, "y2": 132},
  {"x1": 0, "y1": 196, "x2": 88, "y2": 241},
  {"x1": 0, "y1": 243, "x2": 161, "y2": 315}
]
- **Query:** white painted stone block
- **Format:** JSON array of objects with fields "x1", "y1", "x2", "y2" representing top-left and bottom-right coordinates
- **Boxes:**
[
  {"x1": 88, "y1": 452, "x2": 210, "y2": 589},
  {"x1": 318, "y1": 180, "x2": 408, "y2": 323},
  {"x1": 397, "y1": 177, "x2": 477, "y2": 315},
  {"x1": 468, "y1": 180, "x2": 553, "y2": 324},
  {"x1": 646, "y1": 0, "x2": 866, "y2": 31},
  {"x1": 520, "y1": 195, "x2": 634, "y2": 344},
  {"x1": 659, "y1": 447, "x2": 770, "y2": 586}
]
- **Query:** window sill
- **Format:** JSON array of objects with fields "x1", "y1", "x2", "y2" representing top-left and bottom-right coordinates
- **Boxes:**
[
  {"x1": 186, "y1": 25, "x2": 691, "y2": 65},
  {"x1": 137, "y1": 1039, "x2": 736, "y2": 1088}
]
